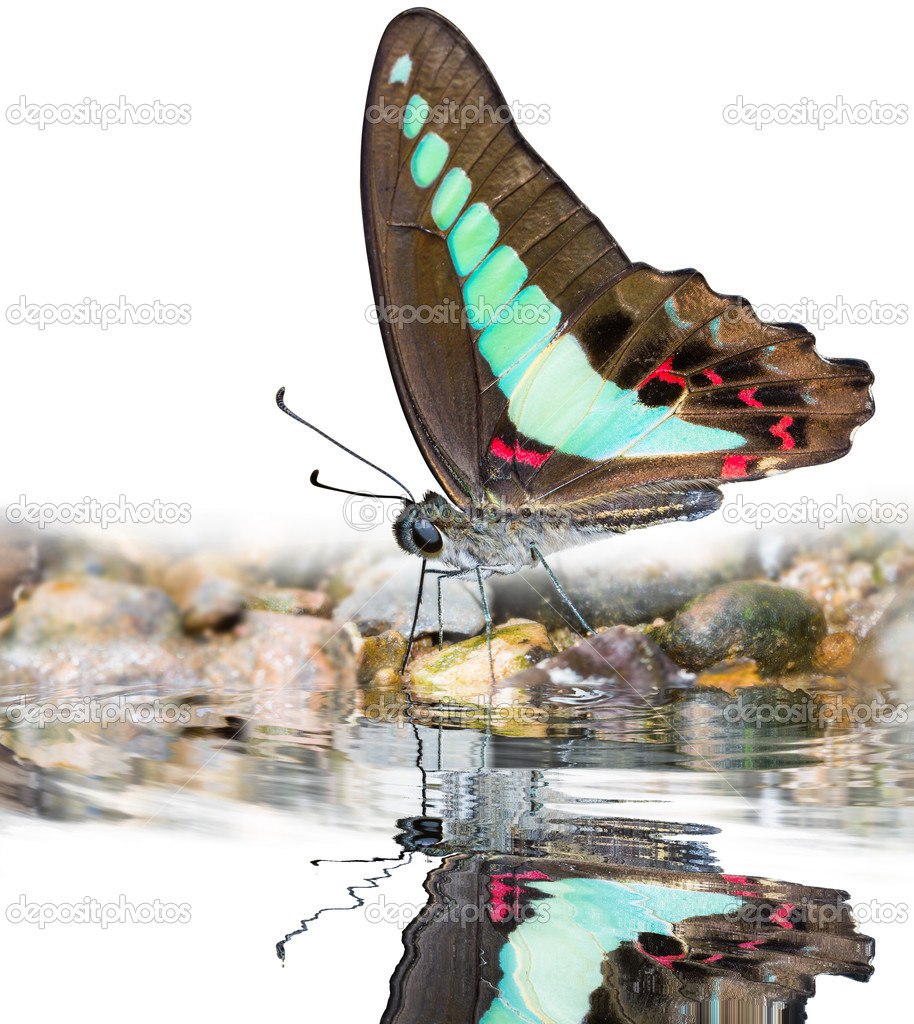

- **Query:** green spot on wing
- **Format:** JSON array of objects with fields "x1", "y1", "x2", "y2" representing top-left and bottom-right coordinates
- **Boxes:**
[
  {"x1": 502, "y1": 331, "x2": 747, "y2": 461},
  {"x1": 389, "y1": 54, "x2": 412, "y2": 84},
  {"x1": 462, "y1": 246, "x2": 528, "y2": 329},
  {"x1": 403, "y1": 93, "x2": 429, "y2": 139},
  {"x1": 431, "y1": 168, "x2": 471, "y2": 230},
  {"x1": 479, "y1": 286, "x2": 562, "y2": 393},
  {"x1": 410, "y1": 133, "x2": 449, "y2": 188},
  {"x1": 511, "y1": 334, "x2": 604, "y2": 442},
  {"x1": 624, "y1": 416, "x2": 746, "y2": 456},
  {"x1": 448, "y1": 203, "x2": 499, "y2": 276}
]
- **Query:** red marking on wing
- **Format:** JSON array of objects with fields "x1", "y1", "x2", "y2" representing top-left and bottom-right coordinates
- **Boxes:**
[
  {"x1": 490, "y1": 437, "x2": 514, "y2": 461},
  {"x1": 635, "y1": 940, "x2": 687, "y2": 969},
  {"x1": 770, "y1": 903, "x2": 796, "y2": 929},
  {"x1": 703, "y1": 369, "x2": 723, "y2": 385},
  {"x1": 739, "y1": 387, "x2": 764, "y2": 408},
  {"x1": 722, "y1": 874, "x2": 757, "y2": 897},
  {"x1": 489, "y1": 437, "x2": 550, "y2": 468},
  {"x1": 703, "y1": 954, "x2": 724, "y2": 963},
  {"x1": 721, "y1": 455, "x2": 751, "y2": 479},
  {"x1": 488, "y1": 871, "x2": 551, "y2": 923},
  {"x1": 770, "y1": 416, "x2": 795, "y2": 450},
  {"x1": 738, "y1": 940, "x2": 763, "y2": 950},
  {"x1": 638, "y1": 356, "x2": 686, "y2": 390}
]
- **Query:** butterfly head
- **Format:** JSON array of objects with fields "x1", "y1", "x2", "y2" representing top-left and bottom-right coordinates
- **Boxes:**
[{"x1": 393, "y1": 491, "x2": 461, "y2": 561}]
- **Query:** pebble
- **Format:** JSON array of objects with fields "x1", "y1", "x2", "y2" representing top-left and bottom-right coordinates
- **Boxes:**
[
  {"x1": 6, "y1": 577, "x2": 180, "y2": 646},
  {"x1": 244, "y1": 586, "x2": 332, "y2": 618},
  {"x1": 0, "y1": 533, "x2": 37, "y2": 618},
  {"x1": 407, "y1": 619, "x2": 555, "y2": 705},
  {"x1": 202, "y1": 611, "x2": 357, "y2": 696},
  {"x1": 336, "y1": 558, "x2": 484, "y2": 638},
  {"x1": 650, "y1": 581, "x2": 826, "y2": 674},
  {"x1": 489, "y1": 552, "x2": 757, "y2": 631},
  {"x1": 161, "y1": 554, "x2": 245, "y2": 633},
  {"x1": 494, "y1": 626, "x2": 693, "y2": 706},
  {"x1": 812, "y1": 632, "x2": 858, "y2": 673},
  {"x1": 357, "y1": 630, "x2": 407, "y2": 683},
  {"x1": 851, "y1": 581, "x2": 914, "y2": 694}
]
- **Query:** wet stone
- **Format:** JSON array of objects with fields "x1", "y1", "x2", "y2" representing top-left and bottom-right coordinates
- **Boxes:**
[
  {"x1": 851, "y1": 581, "x2": 914, "y2": 694},
  {"x1": 0, "y1": 640, "x2": 197, "y2": 695},
  {"x1": 6, "y1": 577, "x2": 181, "y2": 646},
  {"x1": 489, "y1": 555, "x2": 754, "y2": 632},
  {"x1": 812, "y1": 631, "x2": 858, "y2": 673},
  {"x1": 161, "y1": 554, "x2": 245, "y2": 633},
  {"x1": 358, "y1": 630, "x2": 407, "y2": 684},
  {"x1": 494, "y1": 626, "x2": 694, "y2": 707},
  {"x1": 693, "y1": 658, "x2": 765, "y2": 695},
  {"x1": 244, "y1": 586, "x2": 332, "y2": 618},
  {"x1": 0, "y1": 533, "x2": 38, "y2": 618},
  {"x1": 650, "y1": 581, "x2": 826, "y2": 674},
  {"x1": 408, "y1": 619, "x2": 555, "y2": 706},
  {"x1": 201, "y1": 611, "x2": 357, "y2": 696},
  {"x1": 336, "y1": 558, "x2": 484, "y2": 638},
  {"x1": 874, "y1": 547, "x2": 914, "y2": 586}
]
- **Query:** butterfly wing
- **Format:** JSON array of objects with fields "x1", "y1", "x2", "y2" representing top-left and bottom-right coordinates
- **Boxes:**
[{"x1": 362, "y1": 10, "x2": 873, "y2": 510}]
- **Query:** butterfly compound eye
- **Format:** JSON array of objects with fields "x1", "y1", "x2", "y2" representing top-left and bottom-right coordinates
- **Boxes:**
[{"x1": 411, "y1": 518, "x2": 442, "y2": 556}]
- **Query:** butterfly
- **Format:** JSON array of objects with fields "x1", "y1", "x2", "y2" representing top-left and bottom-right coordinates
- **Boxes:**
[{"x1": 278, "y1": 8, "x2": 873, "y2": 650}]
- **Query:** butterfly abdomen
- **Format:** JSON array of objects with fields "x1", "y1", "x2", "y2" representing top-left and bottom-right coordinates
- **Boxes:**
[{"x1": 394, "y1": 486, "x2": 724, "y2": 575}]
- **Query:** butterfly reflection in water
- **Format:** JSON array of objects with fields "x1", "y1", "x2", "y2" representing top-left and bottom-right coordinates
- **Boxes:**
[{"x1": 277, "y1": 8, "x2": 874, "y2": 659}]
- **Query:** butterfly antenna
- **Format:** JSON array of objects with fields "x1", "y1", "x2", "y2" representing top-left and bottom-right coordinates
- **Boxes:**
[
  {"x1": 275, "y1": 387, "x2": 414, "y2": 502},
  {"x1": 309, "y1": 469, "x2": 407, "y2": 502}
]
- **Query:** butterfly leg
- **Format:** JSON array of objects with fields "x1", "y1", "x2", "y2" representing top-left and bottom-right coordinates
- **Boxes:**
[
  {"x1": 437, "y1": 573, "x2": 445, "y2": 651},
  {"x1": 475, "y1": 566, "x2": 497, "y2": 689},
  {"x1": 401, "y1": 558, "x2": 428, "y2": 673},
  {"x1": 530, "y1": 545, "x2": 594, "y2": 635}
]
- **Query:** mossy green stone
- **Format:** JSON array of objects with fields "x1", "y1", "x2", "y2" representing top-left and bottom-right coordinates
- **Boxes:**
[{"x1": 649, "y1": 581, "x2": 826, "y2": 674}]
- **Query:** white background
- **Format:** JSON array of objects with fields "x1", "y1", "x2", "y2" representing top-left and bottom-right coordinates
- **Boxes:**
[
  {"x1": 0, "y1": 2, "x2": 911, "y2": 1021},
  {"x1": 1, "y1": 0, "x2": 909, "y2": 549}
]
